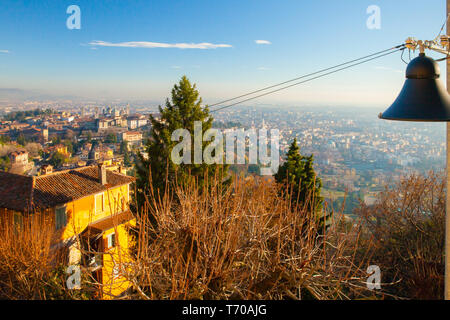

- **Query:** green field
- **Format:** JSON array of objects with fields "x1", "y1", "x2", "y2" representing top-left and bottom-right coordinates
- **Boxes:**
[{"x1": 322, "y1": 188, "x2": 346, "y2": 200}]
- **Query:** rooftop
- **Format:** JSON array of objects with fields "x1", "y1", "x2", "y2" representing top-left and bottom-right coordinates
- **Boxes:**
[
  {"x1": 81, "y1": 210, "x2": 134, "y2": 238},
  {"x1": 0, "y1": 166, "x2": 135, "y2": 212}
]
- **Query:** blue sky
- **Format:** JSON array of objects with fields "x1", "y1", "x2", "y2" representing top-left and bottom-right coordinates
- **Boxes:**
[{"x1": 0, "y1": 0, "x2": 447, "y2": 107}]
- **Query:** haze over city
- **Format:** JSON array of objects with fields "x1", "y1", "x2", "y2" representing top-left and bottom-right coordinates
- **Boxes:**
[{"x1": 1, "y1": 0, "x2": 450, "y2": 304}]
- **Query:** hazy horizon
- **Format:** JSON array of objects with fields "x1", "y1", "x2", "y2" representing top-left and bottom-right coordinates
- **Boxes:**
[{"x1": 0, "y1": 0, "x2": 447, "y2": 108}]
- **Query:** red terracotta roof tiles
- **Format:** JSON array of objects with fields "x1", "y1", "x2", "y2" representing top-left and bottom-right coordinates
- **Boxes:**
[{"x1": 0, "y1": 166, "x2": 134, "y2": 212}]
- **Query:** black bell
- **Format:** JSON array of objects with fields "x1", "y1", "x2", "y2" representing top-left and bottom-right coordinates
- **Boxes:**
[{"x1": 380, "y1": 53, "x2": 450, "y2": 121}]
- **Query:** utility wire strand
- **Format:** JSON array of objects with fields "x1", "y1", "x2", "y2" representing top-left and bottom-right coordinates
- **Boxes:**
[
  {"x1": 433, "y1": 13, "x2": 450, "y2": 42},
  {"x1": 436, "y1": 55, "x2": 450, "y2": 62},
  {"x1": 208, "y1": 44, "x2": 405, "y2": 109},
  {"x1": 210, "y1": 47, "x2": 405, "y2": 113},
  {"x1": 401, "y1": 49, "x2": 408, "y2": 65}
]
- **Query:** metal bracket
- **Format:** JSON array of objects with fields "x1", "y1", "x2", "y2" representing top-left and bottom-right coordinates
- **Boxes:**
[{"x1": 406, "y1": 36, "x2": 450, "y2": 56}]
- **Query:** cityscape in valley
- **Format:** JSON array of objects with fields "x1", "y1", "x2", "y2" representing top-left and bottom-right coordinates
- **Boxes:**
[
  {"x1": 1, "y1": 0, "x2": 449, "y2": 302},
  {"x1": 0, "y1": 102, "x2": 445, "y2": 216}
]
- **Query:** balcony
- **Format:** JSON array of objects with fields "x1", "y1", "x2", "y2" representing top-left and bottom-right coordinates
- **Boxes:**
[{"x1": 88, "y1": 253, "x2": 103, "y2": 271}]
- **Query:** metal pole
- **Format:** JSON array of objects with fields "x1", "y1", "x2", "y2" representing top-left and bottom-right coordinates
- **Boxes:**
[{"x1": 446, "y1": 0, "x2": 450, "y2": 301}]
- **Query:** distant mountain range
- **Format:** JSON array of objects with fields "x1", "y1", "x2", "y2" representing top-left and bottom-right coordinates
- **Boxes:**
[
  {"x1": 0, "y1": 88, "x2": 84, "y2": 103},
  {"x1": 0, "y1": 88, "x2": 162, "y2": 106},
  {"x1": 0, "y1": 88, "x2": 29, "y2": 102}
]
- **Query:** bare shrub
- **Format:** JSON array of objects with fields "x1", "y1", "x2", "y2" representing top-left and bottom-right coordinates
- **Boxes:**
[
  {"x1": 355, "y1": 171, "x2": 445, "y2": 299},
  {"x1": 0, "y1": 213, "x2": 92, "y2": 299},
  {"x1": 24, "y1": 143, "x2": 43, "y2": 158},
  {"x1": 125, "y1": 174, "x2": 380, "y2": 300},
  {"x1": 0, "y1": 144, "x2": 17, "y2": 157}
]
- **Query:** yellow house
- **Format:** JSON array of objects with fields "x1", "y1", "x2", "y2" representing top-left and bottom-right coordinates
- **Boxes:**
[
  {"x1": 45, "y1": 144, "x2": 70, "y2": 157},
  {"x1": 56, "y1": 145, "x2": 70, "y2": 157},
  {"x1": 106, "y1": 149, "x2": 114, "y2": 158},
  {"x1": 0, "y1": 164, "x2": 136, "y2": 299}
]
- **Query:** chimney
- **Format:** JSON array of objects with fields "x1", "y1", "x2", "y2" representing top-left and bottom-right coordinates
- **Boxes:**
[
  {"x1": 41, "y1": 164, "x2": 53, "y2": 175},
  {"x1": 98, "y1": 162, "x2": 107, "y2": 185}
]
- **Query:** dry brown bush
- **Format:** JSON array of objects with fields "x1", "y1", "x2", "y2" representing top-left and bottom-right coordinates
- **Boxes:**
[
  {"x1": 125, "y1": 174, "x2": 382, "y2": 300},
  {"x1": 2, "y1": 171, "x2": 418, "y2": 300},
  {"x1": 0, "y1": 213, "x2": 63, "y2": 299},
  {"x1": 355, "y1": 171, "x2": 445, "y2": 299},
  {"x1": 0, "y1": 213, "x2": 93, "y2": 299}
]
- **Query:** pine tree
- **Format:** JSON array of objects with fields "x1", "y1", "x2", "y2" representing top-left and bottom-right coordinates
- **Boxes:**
[
  {"x1": 119, "y1": 140, "x2": 128, "y2": 155},
  {"x1": 123, "y1": 148, "x2": 131, "y2": 167},
  {"x1": 275, "y1": 139, "x2": 329, "y2": 230},
  {"x1": 135, "y1": 76, "x2": 229, "y2": 209}
]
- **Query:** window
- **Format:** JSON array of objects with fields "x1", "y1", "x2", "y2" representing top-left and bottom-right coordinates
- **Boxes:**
[
  {"x1": 107, "y1": 232, "x2": 116, "y2": 248},
  {"x1": 13, "y1": 212, "x2": 23, "y2": 231},
  {"x1": 55, "y1": 206, "x2": 67, "y2": 230},
  {"x1": 95, "y1": 193, "x2": 104, "y2": 214}
]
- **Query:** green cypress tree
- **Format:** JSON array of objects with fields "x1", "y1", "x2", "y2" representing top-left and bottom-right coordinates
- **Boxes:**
[
  {"x1": 135, "y1": 76, "x2": 229, "y2": 209},
  {"x1": 123, "y1": 147, "x2": 131, "y2": 167},
  {"x1": 275, "y1": 139, "x2": 329, "y2": 230}
]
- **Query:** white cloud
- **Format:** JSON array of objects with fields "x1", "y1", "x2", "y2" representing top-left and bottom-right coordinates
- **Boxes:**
[
  {"x1": 257, "y1": 67, "x2": 269, "y2": 70},
  {"x1": 171, "y1": 66, "x2": 182, "y2": 69},
  {"x1": 255, "y1": 40, "x2": 271, "y2": 45},
  {"x1": 89, "y1": 40, "x2": 232, "y2": 50},
  {"x1": 0, "y1": 50, "x2": 9, "y2": 54}
]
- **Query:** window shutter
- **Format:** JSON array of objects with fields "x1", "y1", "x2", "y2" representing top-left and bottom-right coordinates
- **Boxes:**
[
  {"x1": 101, "y1": 237, "x2": 106, "y2": 252},
  {"x1": 55, "y1": 206, "x2": 67, "y2": 230}
]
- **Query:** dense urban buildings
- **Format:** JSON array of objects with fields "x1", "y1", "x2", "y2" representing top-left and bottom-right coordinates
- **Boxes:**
[{"x1": 1, "y1": 102, "x2": 445, "y2": 216}]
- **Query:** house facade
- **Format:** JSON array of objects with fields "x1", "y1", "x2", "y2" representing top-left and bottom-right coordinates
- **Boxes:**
[
  {"x1": 8, "y1": 150, "x2": 34, "y2": 174},
  {"x1": 0, "y1": 164, "x2": 136, "y2": 299},
  {"x1": 120, "y1": 131, "x2": 143, "y2": 147}
]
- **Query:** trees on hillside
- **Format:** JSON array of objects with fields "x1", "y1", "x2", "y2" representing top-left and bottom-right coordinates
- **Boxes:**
[
  {"x1": 121, "y1": 141, "x2": 132, "y2": 167},
  {"x1": 105, "y1": 133, "x2": 117, "y2": 144},
  {"x1": 119, "y1": 140, "x2": 128, "y2": 154},
  {"x1": 51, "y1": 136, "x2": 61, "y2": 146},
  {"x1": 275, "y1": 138, "x2": 323, "y2": 210},
  {"x1": 0, "y1": 156, "x2": 9, "y2": 172},
  {"x1": 135, "y1": 76, "x2": 229, "y2": 209},
  {"x1": 16, "y1": 134, "x2": 27, "y2": 146},
  {"x1": 275, "y1": 139, "x2": 328, "y2": 230},
  {"x1": 49, "y1": 152, "x2": 66, "y2": 168},
  {"x1": 2, "y1": 108, "x2": 53, "y2": 122},
  {"x1": 0, "y1": 135, "x2": 10, "y2": 145}
]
